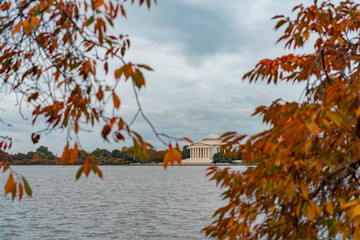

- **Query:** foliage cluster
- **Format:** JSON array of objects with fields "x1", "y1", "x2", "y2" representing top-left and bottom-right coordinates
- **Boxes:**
[{"x1": 205, "y1": 1, "x2": 360, "y2": 239}]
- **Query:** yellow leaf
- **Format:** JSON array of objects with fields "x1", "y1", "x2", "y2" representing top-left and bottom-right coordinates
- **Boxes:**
[
  {"x1": 326, "y1": 201, "x2": 334, "y2": 215},
  {"x1": 163, "y1": 144, "x2": 182, "y2": 169},
  {"x1": 296, "y1": 201, "x2": 302, "y2": 217},
  {"x1": 352, "y1": 205, "x2": 360, "y2": 220},
  {"x1": 308, "y1": 200, "x2": 315, "y2": 223},
  {"x1": 341, "y1": 199, "x2": 360, "y2": 210},
  {"x1": 300, "y1": 182, "x2": 309, "y2": 200},
  {"x1": 275, "y1": 158, "x2": 280, "y2": 166}
]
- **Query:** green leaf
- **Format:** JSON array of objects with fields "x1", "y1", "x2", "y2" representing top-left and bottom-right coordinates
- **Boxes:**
[
  {"x1": 86, "y1": 16, "x2": 95, "y2": 26},
  {"x1": 137, "y1": 64, "x2": 153, "y2": 71},
  {"x1": 91, "y1": 163, "x2": 97, "y2": 173},
  {"x1": 76, "y1": 166, "x2": 84, "y2": 180},
  {"x1": 22, "y1": 176, "x2": 32, "y2": 197}
]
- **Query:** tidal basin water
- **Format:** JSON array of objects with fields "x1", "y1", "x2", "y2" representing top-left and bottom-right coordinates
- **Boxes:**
[{"x1": 0, "y1": 165, "x2": 245, "y2": 239}]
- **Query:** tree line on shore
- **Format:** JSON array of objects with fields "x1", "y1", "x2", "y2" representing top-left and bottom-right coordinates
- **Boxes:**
[{"x1": 0, "y1": 145, "x2": 242, "y2": 165}]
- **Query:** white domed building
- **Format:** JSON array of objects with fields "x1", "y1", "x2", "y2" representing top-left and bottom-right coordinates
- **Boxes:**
[{"x1": 182, "y1": 134, "x2": 223, "y2": 164}]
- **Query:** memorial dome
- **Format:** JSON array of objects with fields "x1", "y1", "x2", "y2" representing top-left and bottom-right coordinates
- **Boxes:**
[{"x1": 202, "y1": 134, "x2": 220, "y2": 141}]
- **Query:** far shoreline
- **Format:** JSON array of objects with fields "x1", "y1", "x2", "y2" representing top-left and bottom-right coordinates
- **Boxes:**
[{"x1": 9, "y1": 163, "x2": 255, "y2": 167}]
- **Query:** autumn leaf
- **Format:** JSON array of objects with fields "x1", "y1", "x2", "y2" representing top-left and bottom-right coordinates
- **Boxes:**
[
  {"x1": 4, "y1": 173, "x2": 16, "y2": 197},
  {"x1": 60, "y1": 142, "x2": 70, "y2": 165},
  {"x1": 31, "y1": 133, "x2": 40, "y2": 143},
  {"x1": 96, "y1": 87, "x2": 104, "y2": 101},
  {"x1": 76, "y1": 166, "x2": 84, "y2": 180},
  {"x1": 163, "y1": 144, "x2": 182, "y2": 169},
  {"x1": 102, "y1": 124, "x2": 111, "y2": 140},
  {"x1": 23, "y1": 19, "x2": 35, "y2": 35},
  {"x1": 183, "y1": 137, "x2": 193, "y2": 143},
  {"x1": 21, "y1": 176, "x2": 32, "y2": 197},
  {"x1": 12, "y1": 22, "x2": 22, "y2": 35},
  {"x1": 96, "y1": 165, "x2": 103, "y2": 179},
  {"x1": 112, "y1": 91, "x2": 120, "y2": 109},
  {"x1": 114, "y1": 68, "x2": 122, "y2": 79},
  {"x1": 70, "y1": 142, "x2": 79, "y2": 164},
  {"x1": 83, "y1": 157, "x2": 91, "y2": 177},
  {"x1": 30, "y1": 16, "x2": 40, "y2": 26},
  {"x1": 18, "y1": 182, "x2": 24, "y2": 202}
]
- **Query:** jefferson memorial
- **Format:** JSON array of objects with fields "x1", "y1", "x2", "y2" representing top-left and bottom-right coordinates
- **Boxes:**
[{"x1": 182, "y1": 134, "x2": 223, "y2": 164}]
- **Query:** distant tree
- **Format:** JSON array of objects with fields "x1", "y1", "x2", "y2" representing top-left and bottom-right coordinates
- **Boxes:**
[
  {"x1": 123, "y1": 147, "x2": 135, "y2": 163},
  {"x1": 181, "y1": 145, "x2": 190, "y2": 159},
  {"x1": 111, "y1": 149, "x2": 123, "y2": 158},
  {"x1": 149, "y1": 150, "x2": 166, "y2": 163},
  {"x1": 35, "y1": 146, "x2": 55, "y2": 160},
  {"x1": 213, "y1": 152, "x2": 222, "y2": 164},
  {"x1": 25, "y1": 151, "x2": 35, "y2": 160},
  {"x1": 91, "y1": 148, "x2": 111, "y2": 158}
]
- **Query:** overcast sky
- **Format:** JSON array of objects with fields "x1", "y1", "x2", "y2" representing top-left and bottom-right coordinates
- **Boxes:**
[{"x1": 1, "y1": 0, "x2": 310, "y2": 155}]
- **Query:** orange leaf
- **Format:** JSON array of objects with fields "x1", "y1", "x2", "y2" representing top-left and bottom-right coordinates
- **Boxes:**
[
  {"x1": 114, "y1": 68, "x2": 122, "y2": 79},
  {"x1": 4, "y1": 173, "x2": 16, "y2": 196},
  {"x1": 30, "y1": 16, "x2": 40, "y2": 26},
  {"x1": 12, "y1": 22, "x2": 22, "y2": 35},
  {"x1": 18, "y1": 182, "x2": 24, "y2": 202},
  {"x1": 300, "y1": 182, "x2": 309, "y2": 200},
  {"x1": 23, "y1": 19, "x2": 32, "y2": 35},
  {"x1": 3, "y1": 163, "x2": 8, "y2": 172},
  {"x1": 74, "y1": 120, "x2": 79, "y2": 133},
  {"x1": 112, "y1": 91, "x2": 120, "y2": 109},
  {"x1": 96, "y1": 165, "x2": 103, "y2": 179},
  {"x1": 60, "y1": 143, "x2": 69, "y2": 165},
  {"x1": 183, "y1": 137, "x2": 193, "y2": 143},
  {"x1": 97, "y1": 87, "x2": 104, "y2": 101},
  {"x1": 163, "y1": 144, "x2": 182, "y2": 169},
  {"x1": 83, "y1": 157, "x2": 91, "y2": 177},
  {"x1": 94, "y1": 0, "x2": 104, "y2": 9},
  {"x1": 70, "y1": 142, "x2": 79, "y2": 164},
  {"x1": 124, "y1": 63, "x2": 133, "y2": 79}
]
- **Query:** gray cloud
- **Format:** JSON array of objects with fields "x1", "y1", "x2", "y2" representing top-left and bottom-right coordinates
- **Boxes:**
[{"x1": 1, "y1": 0, "x2": 309, "y2": 153}]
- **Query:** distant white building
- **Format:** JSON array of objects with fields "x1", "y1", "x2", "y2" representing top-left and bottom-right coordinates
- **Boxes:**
[{"x1": 182, "y1": 134, "x2": 223, "y2": 164}]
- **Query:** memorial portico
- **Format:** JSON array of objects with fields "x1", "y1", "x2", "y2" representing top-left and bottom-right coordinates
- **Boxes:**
[{"x1": 182, "y1": 134, "x2": 223, "y2": 164}]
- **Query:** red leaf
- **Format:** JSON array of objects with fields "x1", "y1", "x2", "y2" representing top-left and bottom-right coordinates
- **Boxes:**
[
  {"x1": 31, "y1": 133, "x2": 40, "y2": 144},
  {"x1": 183, "y1": 137, "x2": 193, "y2": 143},
  {"x1": 18, "y1": 182, "x2": 23, "y2": 202},
  {"x1": 102, "y1": 124, "x2": 111, "y2": 140}
]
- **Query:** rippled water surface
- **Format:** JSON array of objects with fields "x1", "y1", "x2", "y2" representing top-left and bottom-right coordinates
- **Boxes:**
[{"x1": 0, "y1": 165, "x2": 245, "y2": 239}]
